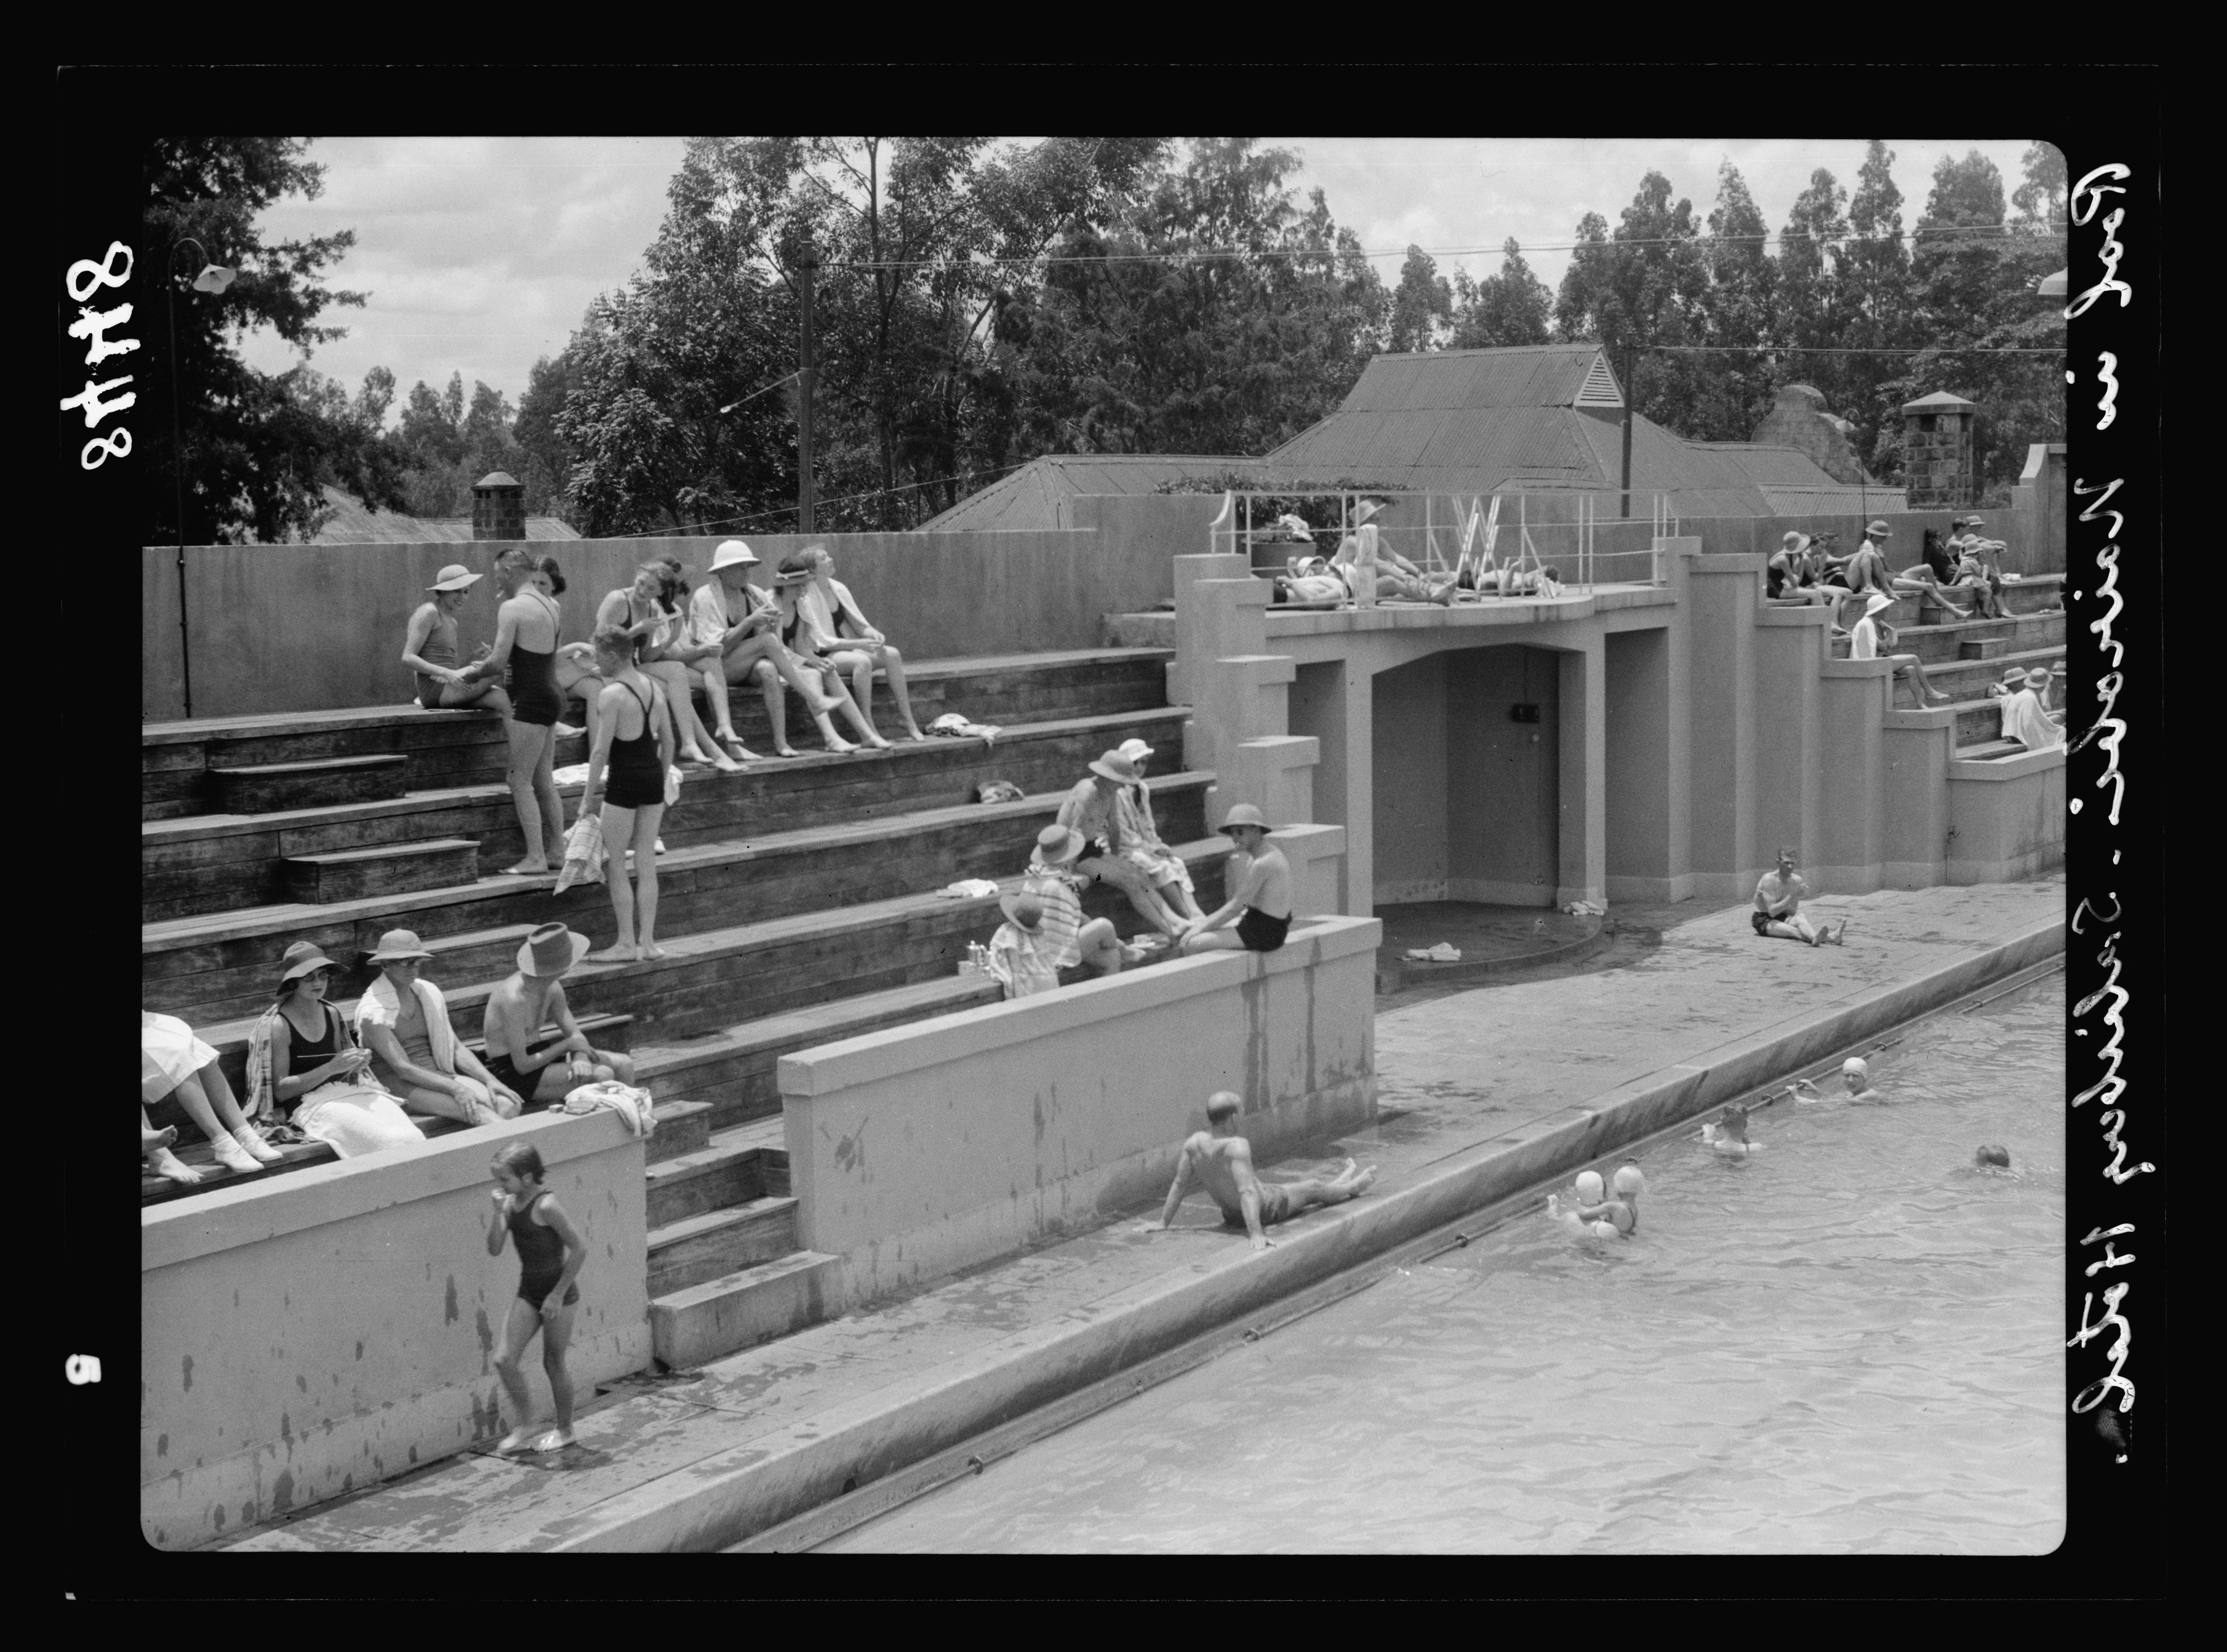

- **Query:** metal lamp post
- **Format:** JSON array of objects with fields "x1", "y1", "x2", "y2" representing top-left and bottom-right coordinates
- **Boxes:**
[{"x1": 166, "y1": 236, "x2": 235, "y2": 720}]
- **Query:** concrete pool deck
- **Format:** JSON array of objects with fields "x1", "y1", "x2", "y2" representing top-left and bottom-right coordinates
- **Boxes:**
[{"x1": 218, "y1": 876, "x2": 2064, "y2": 1553}]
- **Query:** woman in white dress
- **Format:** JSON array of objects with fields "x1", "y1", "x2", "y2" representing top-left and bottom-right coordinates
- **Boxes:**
[{"x1": 141, "y1": 1012, "x2": 285, "y2": 1183}]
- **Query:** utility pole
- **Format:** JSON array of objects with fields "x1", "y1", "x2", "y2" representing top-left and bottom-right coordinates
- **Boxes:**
[
  {"x1": 1619, "y1": 342, "x2": 1637, "y2": 522},
  {"x1": 798, "y1": 244, "x2": 817, "y2": 534}
]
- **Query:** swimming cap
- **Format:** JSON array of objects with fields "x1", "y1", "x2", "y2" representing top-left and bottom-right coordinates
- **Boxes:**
[
  {"x1": 1574, "y1": 1170, "x2": 1605, "y2": 1202},
  {"x1": 1975, "y1": 1145, "x2": 2011, "y2": 1168},
  {"x1": 1612, "y1": 1165, "x2": 1645, "y2": 1196},
  {"x1": 1842, "y1": 1057, "x2": 1868, "y2": 1076}
]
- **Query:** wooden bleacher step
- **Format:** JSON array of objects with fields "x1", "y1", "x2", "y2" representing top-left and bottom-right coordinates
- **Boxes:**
[
  {"x1": 210, "y1": 753, "x2": 410, "y2": 815},
  {"x1": 650, "y1": 1249, "x2": 842, "y2": 1371},
  {"x1": 643, "y1": 1124, "x2": 788, "y2": 1230},
  {"x1": 1958, "y1": 634, "x2": 2021, "y2": 661},
  {"x1": 282, "y1": 838, "x2": 481, "y2": 904},
  {"x1": 647, "y1": 1198, "x2": 800, "y2": 1298}
]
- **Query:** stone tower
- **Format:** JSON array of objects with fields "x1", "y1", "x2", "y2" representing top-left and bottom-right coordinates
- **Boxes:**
[
  {"x1": 472, "y1": 471, "x2": 527, "y2": 541},
  {"x1": 1900, "y1": 392, "x2": 1977, "y2": 509},
  {"x1": 1749, "y1": 383, "x2": 1870, "y2": 485}
]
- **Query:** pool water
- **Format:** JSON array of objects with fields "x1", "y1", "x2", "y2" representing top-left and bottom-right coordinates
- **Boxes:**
[{"x1": 827, "y1": 973, "x2": 2065, "y2": 1554}]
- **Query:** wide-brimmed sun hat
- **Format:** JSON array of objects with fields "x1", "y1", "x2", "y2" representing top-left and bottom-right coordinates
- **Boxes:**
[
  {"x1": 709, "y1": 540, "x2": 759, "y2": 571},
  {"x1": 1782, "y1": 531, "x2": 1806, "y2": 548},
  {"x1": 366, "y1": 928, "x2": 435, "y2": 963},
  {"x1": 1220, "y1": 803, "x2": 1275, "y2": 834},
  {"x1": 427, "y1": 564, "x2": 481, "y2": 592},
  {"x1": 1355, "y1": 500, "x2": 1383, "y2": 525},
  {"x1": 1863, "y1": 591, "x2": 1896, "y2": 617},
  {"x1": 1088, "y1": 751, "x2": 1140, "y2": 784},
  {"x1": 1866, "y1": 519, "x2": 1893, "y2": 537},
  {"x1": 998, "y1": 892, "x2": 1044, "y2": 930},
  {"x1": 279, "y1": 940, "x2": 340, "y2": 984},
  {"x1": 2024, "y1": 667, "x2": 2051, "y2": 689},
  {"x1": 2001, "y1": 666, "x2": 2027, "y2": 686},
  {"x1": 1031, "y1": 824, "x2": 1087, "y2": 867},
  {"x1": 1116, "y1": 737, "x2": 1154, "y2": 764},
  {"x1": 517, "y1": 923, "x2": 591, "y2": 978}
]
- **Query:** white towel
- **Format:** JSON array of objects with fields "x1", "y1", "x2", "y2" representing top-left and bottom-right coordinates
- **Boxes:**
[
  {"x1": 554, "y1": 811, "x2": 607, "y2": 892},
  {"x1": 939, "y1": 878, "x2": 1001, "y2": 899},
  {"x1": 562, "y1": 1079, "x2": 657, "y2": 1138}
]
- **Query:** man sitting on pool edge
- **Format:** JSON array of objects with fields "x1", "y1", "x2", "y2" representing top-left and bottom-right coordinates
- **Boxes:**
[
  {"x1": 1178, "y1": 804, "x2": 1293, "y2": 955},
  {"x1": 1150, "y1": 1090, "x2": 1377, "y2": 1251}
]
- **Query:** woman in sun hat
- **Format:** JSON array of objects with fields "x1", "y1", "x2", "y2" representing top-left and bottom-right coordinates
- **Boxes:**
[
  {"x1": 403, "y1": 564, "x2": 511, "y2": 713},
  {"x1": 244, "y1": 940, "x2": 427, "y2": 1158},
  {"x1": 1060, "y1": 750, "x2": 1188, "y2": 937},
  {"x1": 480, "y1": 924, "x2": 637, "y2": 1107},
  {"x1": 1014, "y1": 823, "x2": 1133, "y2": 979},
  {"x1": 1847, "y1": 590, "x2": 1949, "y2": 710},
  {"x1": 1111, "y1": 738, "x2": 1207, "y2": 924},
  {"x1": 985, "y1": 892, "x2": 1064, "y2": 999}
]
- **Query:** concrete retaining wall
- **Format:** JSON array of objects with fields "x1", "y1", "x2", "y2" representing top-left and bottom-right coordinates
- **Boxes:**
[
  {"x1": 780, "y1": 915, "x2": 1381, "y2": 1305},
  {"x1": 141, "y1": 1110, "x2": 650, "y2": 1550}
]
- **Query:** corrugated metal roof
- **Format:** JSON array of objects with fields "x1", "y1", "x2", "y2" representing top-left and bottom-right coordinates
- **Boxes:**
[
  {"x1": 1758, "y1": 484, "x2": 1911, "y2": 515},
  {"x1": 1690, "y1": 442, "x2": 1854, "y2": 488},
  {"x1": 916, "y1": 455, "x2": 1272, "y2": 532},
  {"x1": 310, "y1": 486, "x2": 578, "y2": 544}
]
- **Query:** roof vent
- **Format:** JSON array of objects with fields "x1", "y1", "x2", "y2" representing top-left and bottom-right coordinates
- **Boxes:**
[{"x1": 1574, "y1": 352, "x2": 1623, "y2": 409}]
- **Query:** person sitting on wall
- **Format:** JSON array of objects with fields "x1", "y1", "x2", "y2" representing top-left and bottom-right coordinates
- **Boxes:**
[
  {"x1": 480, "y1": 924, "x2": 637, "y2": 1108},
  {"x1": 1059, "y1": 751, "x2": 1188, "y2": 937},
  {"x1": 795, "y1": 545, "x2": 929, "y2": 742},
  {"x1": 1331, "y1": 500, "x2": 1459, "y2": 605},
  {"x1": 248, "y1": 941, "x2": 428, "y2": 1158},
  {"x1": 1112, "y1": 737, "x2": 1210, "y2": 926},
  {"x1": 1015, "y1": 823, "x2": 1139, "y2": 982},
  {"x1": 1766, "y1": 532, "x2": 1848, "y2": 625},
  {"x1": 142, "y1": 1011, "x2": 287, "y2": 1183},
  {"x1": 354, "y1": 929, "x2": 525, "y2": 1126},
  {"x1": 1149, "y1": 1090, "x2": 1377, "y2": 1251},
  {"x1": 1752, "y1": 846, "x2": 1845, "y2": 947},
  {"x1": 1272, "y1": 554, "x2": 1351, "y2": 606},
  {"x1": 1178, "y1": 803, "x2": 1294, "y2": 955},
  {"x1": 1894, "y1": 529, "x2": 1973, "y2": 620},
  {"x1": 685, "y1": 540, "x2": 857, "y2": 759},
  {"x1": 403, "y1": 565, "x2": 510, "y2": 713},
  {"x1": 1849, "y1": 591, "x2": 1951, "y2": 709}
]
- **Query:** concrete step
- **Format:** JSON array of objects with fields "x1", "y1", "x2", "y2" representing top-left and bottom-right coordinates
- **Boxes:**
[
  {"x1": 646, "y1": 1100, "x2": 714, "y2": 1165},
  {"x1": 142, "y1": 703, "x2": 1194, "y2": 922},
  {"x1": 649, "y1": 1249, "x2": 843, "y2": 1371},
  {"x1": 1921, "y1": 645, "x2": 2064, "y2": 701},
  {"x1": 1950, "y1": 698, "x2": 2064, "y2": 745},
  {"x1": 139, "y1": 1105, "x2": 482, "y2": 1208},
  {"x1": 642, "y1": 1122, "x2": 785, "y2": 1231},
  {"x1": 1832, "y1": 611, "x2": 2064, "y2": 667},
  {"x1": 210, "y1": 753, "x2": 409, "y2": 815},
  {"x1": 1954, "y1": 737, "x2": 2031, "y2": 762},
  {"x1": 143, "y1": 767, "x2": 1208, "y2": 1019},
  {"x1": 647, "y1": 1197, "x2": 801, "y2": 1298},
  {"x1": 282, "y1": 838, "x2": 481, "y2": 905}
]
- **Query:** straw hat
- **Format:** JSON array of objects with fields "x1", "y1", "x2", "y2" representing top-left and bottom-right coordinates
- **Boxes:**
[
  {"x1": 366, "y1": 928, "x2": 435, "y2": 963},
  {"x1": 709, "y1": 540, "x2": 759, "y2": 571},
  {"x1": 278, "y1": 940, "x2": 340, "y2": 984},
  {"x1": 2024, "y1": 667, "x2": 2051, "y2": 689},
  {"x1": 1781, "y1": 531, "x2": 1805, "y2": 549},
  {"x1": 427, "y1": 564, "x2": 481, "y2": 592},
  {"x1": 516, "y1": 923, "x2": 590, "y2": 978},
  {"x1": 1355, "y1": 500, "x2": 1383, "y2": 525},
  {"x1": 998, "y1": 892, "x2": 1045, "y2": 930},
  {"x1": 1088, "y1": 751, "x2": 1140, "y2": 784},
  {"x1": 1862, "y1": 591, "x2": 1896, "y2": 617},
  {"x1": 1116, "y1": 738, "x2": 1155, "y2": 767},
  {"x1": 2000, "y1": 666, "x2": 2027, "y2": 687},
  {"x1": 1030, "y1": 824, "x2": 1087, "y2": 867},
  {"x1": 1220, "y1": 803, "x2": 1276, "y2": 834},
  {"x1": 1866, "y1": 520, "x2": 1893, "y2": 537}
]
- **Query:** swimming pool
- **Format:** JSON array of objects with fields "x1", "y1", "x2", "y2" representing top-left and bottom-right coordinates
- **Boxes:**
[{"x1": 824, "y1": 971, "x2": 2065, "y2": 1554}]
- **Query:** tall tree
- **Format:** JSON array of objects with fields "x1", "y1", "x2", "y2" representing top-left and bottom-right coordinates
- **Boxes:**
[
  {"x1": 1693, "y1": 160, "x2": 1779, "y2": 440},
  {"x1": 144, "y1": 136, "x2": 404, "y2": 542},
  {"x1": 1387, "y1": 244, "x2": 1452, "y2": 352},
  {"x1": 1554, "y1": 172, "x2": 1711, "y2": 437},
  {"x1": 1448, "y1": 239, "x2": 1553, "y2": 348},
  {"x1": 1832, "y1": 141, "x2": 1917, "y2": 470}
]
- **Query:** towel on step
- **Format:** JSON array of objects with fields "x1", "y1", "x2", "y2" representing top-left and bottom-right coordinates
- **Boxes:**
[
  {"x1": 940, "y1": 878, "x2": 1001, "y2": 900},
  {"x1": 926, "y1": 712, "x2": 1002, "y2": 746},
  {"x1": 562, "y1": 1080, "x2": 657, "y2": 1138}
]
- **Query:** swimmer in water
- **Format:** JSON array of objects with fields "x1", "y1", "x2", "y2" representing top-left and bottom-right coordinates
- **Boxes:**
[
  {"x1": 1787, "y1": 1056, "x2": 1882, "y2": 1105},
  {"x1": 1547, "y1": 1168, "x2": 1634, "y2": 1240},
  {"x1": 1974, "y1": 1144, "x2": 2011, "y2": 1169},
  {"x1": 1700, "y1": 1102, "x2": 1762, "y2": 1156}
]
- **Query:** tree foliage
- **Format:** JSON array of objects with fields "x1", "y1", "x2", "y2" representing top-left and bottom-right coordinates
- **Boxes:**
[{"x1": 1448, "y1": 239, "x2": 1553, "y2": 349}]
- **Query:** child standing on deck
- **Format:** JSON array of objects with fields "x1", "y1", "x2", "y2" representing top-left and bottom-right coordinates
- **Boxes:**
[{"x1": 486, "y1": 1142, "x2": 588, "y2": 1454}]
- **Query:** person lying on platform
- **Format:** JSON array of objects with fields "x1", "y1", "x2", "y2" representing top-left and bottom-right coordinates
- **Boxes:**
[
  {"x1": 142, "y1": 1011, "x2": 287, "y2": 1183},
  {"x1": 486, "y1": 1141, "x2": 586, "y2": 1455},
  {"x1": 1113, "y1": 737, "x2": 1210, "y2": 926},
  {"x1": 403, "y1": 564, "x2": 510, "y2": 713},
  {"x1": 481, "y1": 924, "x2": 637, "y2": 1108},
  {"x1": 1849, "y1": 591, "x2": 1951, "y2": 709},
  {"x1": 1059, "y1": 751, "x2": 1189, "y2": 937},
  {"x1": 1272, "y1": 554, "x2": 1352, "y2": 606},
  {"x1": 797, "y1": 545, "x2": 929, "y2": 742},
  {"x1": 1016, "y1": 824, "x2": 1144, "y2": 982},
  {"x1": 1151, "y1": 1090, "x2": 1378, "y2": 1251},
  {"x1": 1332, "y1": 500, "x2": 1459, "y2": 605},
  {"x1": 354, "y1": 929, "x2": 525, "y2": 1126},
  {"x1": 1178, "y1": 803, "x2": 1293, "y2": 955},
  {"x1": 1547, "y1": 1168, "x2": 1633, "y2": 1240},
  {"x1": 1752, "y1": 846, "x2": 1845, "y2": 947}
]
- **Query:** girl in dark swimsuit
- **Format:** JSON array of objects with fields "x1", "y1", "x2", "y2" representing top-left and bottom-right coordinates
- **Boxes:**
[
  {"x1": 594, "y1": 563, "x2": 738, "y2": 770},
  {"x1": 481, "y1": 549, "x2": 569, "y2": 875},
  {"x1": 485, "y1": 1140, "x2": 586, "y2": 1454},
  {"x1": 580, "y1": 625, "x2": 675, "y2": 964}
]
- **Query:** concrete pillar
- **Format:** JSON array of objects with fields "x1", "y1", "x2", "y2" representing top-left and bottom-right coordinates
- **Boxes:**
[
  {"x1": 1751, "y1": 608, "x2": 1828, "y2": 887},
  {"x1": 1339, "y1": 666, "x2": 1375, "y2": 918},
  {"x1": 1555, "y1": 634, "x2": 1606, "y2": 907},
  {"x1": 1683, "y1": 550, "x2": 1762, "y2": 902},
  {"x1": 1169, "y1": 552, "x2": 1256, "y2": 710},
  {"x1": 1227, "y1": 734, "x2": 1318, "y2": 832},
  {"x1": 1880, "y1": 713, "x2": 1953, "y2": 887},
  {"x1": 472, "y1": 471, "x2": 526, "y2": 541},
  {"x1": 1816, "y1": 660, "x2": 1890, "y2": 892}
]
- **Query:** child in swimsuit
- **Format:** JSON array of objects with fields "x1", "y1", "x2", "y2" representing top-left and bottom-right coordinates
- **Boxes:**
[
  {"x1": 1701, "y1": 1103, "x2": 1762, "y2": 1157},
  {"x1": 485, "y1": 1140, "x2": 587, "y2": 1454},
  {"x1": 1547, "y1": 1169, "x2": 1633, "y2": 1239}
]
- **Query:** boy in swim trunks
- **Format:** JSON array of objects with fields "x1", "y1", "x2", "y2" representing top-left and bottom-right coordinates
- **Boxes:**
[
  {"x1": 1150, "y1": 1091, "x2": 1377, "y2": 1251},
  {"x1": 485, "y1": 1140, "x2": 586, "y2": 1453},
  {"x1": 482, "y1": 924, "x2": 637, "y2": 1107},
  {"x1": 1178, "y1": 804, "x2": 1294, "y2": 955}
]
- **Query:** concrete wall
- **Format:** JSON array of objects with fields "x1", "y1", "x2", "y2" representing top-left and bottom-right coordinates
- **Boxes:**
[
  {"x1": 1603, "y1": 627, "x2": 1673, "y2": 896},
  {"x1": 141, "y1": 1111, "x2": 651, "y2": 1550},
  {"x1": 780, "y1": 915, "x2": 1381, "y2": 1305},
  {"x1": 142, "y1": 523, "x2": 1181, "y2": 722},
  {"x1": 1446, "y1": 646, "x2": 1561, "y2": 905},
  {"x1": 1370, "y1": 654, "x2": 1449, "y2": 901},
  {"x1": 1947, "y1": 746, "x2": 2067, "y2": 883}
]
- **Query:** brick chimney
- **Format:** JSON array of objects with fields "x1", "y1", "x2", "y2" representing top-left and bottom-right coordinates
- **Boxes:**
[
  {"x1": 1900, "y1": 393, "x2": 1977, "y2": 509},
  {"x1": 472, "y1": 471, "x2": 527, "y2": 541}
]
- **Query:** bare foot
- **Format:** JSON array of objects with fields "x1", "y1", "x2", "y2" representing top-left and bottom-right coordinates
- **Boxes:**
[
  {"x1": 148, "y1": 1147, "x2": 202, "y2": 1185},
  {"x1": 903, "y1": 728, "x2": 931, "y2": 742},
  {"x1": 864, "y1": 734, "x2": 893, "y2": 750},
  {"x1": 708, "y1": 752, "x2": 742, "y2": 773},
  {"x1": 503, "y1": 860, "x2": 551, "y2": 877},
  {"x1": 772, "y1": 745, "x2": 800, "y2": 759},
  {"x1": 495, "y1": 1425, "x2": 540, "y2": 1454},
  {"x1": 583, "y1": 944, "x2": 639, "y2": 965},
  {"x1": 1348, "y1": 1165, "x2": 1379, "y2": 1195},
  {"x1": 534, "y1": 1428, "x2": 578, "y2": 1452},
  {"x1": 640, "y1": 944, "x2": 668, "y2": 960},
  {"x1": 142, "y1": 1123, "x2": 178, "y2": 1152},
  {"x1": 822, "y1": 734, "x2": 859, "y2": 754},
  {"x1": 1830, "y1": 921, "x2": 1848, "y2": 946}
]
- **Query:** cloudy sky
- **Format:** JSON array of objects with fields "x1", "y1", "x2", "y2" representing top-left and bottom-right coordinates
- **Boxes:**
[{"x1": 239, "y1": 136, "x2": 2043, "y2": 418}]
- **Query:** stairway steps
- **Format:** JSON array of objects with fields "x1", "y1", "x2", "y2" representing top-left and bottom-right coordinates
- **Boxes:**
[
  {"x1": 142, "y1": 769, "x2": 1211, "y2": 1019},
  {"x1": 210, "y1": 753, "x2": 410, "y2": 815},
  {"x1": 649, "y1": 1249, "x2": 843, "y2": 1371},
  {"x1": 646, "y1": 1100, "x2": 715, "y2": 1165},
  {"x1": 642, "y1": 1122, "x2": 785, "y2": 1230},
  {"x1": 282, "y1": 838, "x2": 482, "y2": 905},
  {"x1": 647, "y1": 1197, "x2": 801, "y2": 1298}
]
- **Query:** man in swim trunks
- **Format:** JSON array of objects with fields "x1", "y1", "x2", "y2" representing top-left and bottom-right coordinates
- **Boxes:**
[
  {"x1": 1179, "y1": 804, "x2": 1294, "y2": 954},
  {"x1": 1753, "y1": 847, "x2": 1844, "y2": 946},
  {"x1": 1151, "y1": 1090, "x2": 1377, "y2": 1251},
  {"x1": 481, "y1": 924, "x2": 637, "y2": 1107}
]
